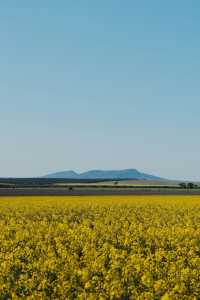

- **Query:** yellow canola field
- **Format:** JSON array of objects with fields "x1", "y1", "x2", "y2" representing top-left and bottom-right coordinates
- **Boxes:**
[{"x1": 0, "y1": 195, "x2": 200, "y2": 299}]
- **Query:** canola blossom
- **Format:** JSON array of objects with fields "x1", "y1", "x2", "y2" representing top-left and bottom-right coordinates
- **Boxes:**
[{"x1": 0, "y1": 195, "x2": 200, "y2": 299}]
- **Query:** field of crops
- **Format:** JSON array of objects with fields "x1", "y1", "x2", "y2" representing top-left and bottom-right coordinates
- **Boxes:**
[{"x1": 0, "y1": 196, "x2": 200, "y2": 299}]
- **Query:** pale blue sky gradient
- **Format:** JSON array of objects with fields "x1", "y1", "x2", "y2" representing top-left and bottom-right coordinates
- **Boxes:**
[{"x1": 0, "y1": 1, "x2": 200, "y2": 179}]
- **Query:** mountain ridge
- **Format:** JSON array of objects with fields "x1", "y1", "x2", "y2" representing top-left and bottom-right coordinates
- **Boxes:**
[{"x1": 44, "y1": 169, "x2": 163, "y2": 180}]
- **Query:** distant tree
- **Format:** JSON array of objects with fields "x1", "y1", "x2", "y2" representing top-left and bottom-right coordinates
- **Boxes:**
[
  {"x1": 114, "y1": 181, "x2": 118, "y2": 185},
  {"x1": 179, "y1": 182, "x2": 187, "y2": 189},
  {"x1": 187, "y1": 182, "x2": 195, "y2": 189},
  {"x1": 190, "y1": 183, "x2": 198, "y2": 189},
  {"x1": 69, "y1": 186, "x2": 73, "y2": 191}
]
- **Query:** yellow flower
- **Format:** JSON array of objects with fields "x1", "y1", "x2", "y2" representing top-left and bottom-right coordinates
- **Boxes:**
[{"x1": 84, "y1": 281, "x2": 91, "y2": 289}]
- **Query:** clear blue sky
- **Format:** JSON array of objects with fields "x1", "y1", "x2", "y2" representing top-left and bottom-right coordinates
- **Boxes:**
[{"x1": 0, "y1": 1, "x2": 200, "y2": 180}]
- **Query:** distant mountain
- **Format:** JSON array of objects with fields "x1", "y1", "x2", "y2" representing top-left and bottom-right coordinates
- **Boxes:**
[
  {"x1": 44, "y1": 170, "x2": 79, "y2": 179},
  {"x1": 44, "y1": 169, "x2": 163, "y2": 180}
]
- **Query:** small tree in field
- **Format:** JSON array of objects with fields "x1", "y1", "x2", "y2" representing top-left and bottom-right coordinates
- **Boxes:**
[
  {"x1": 179, "y1": 182, "x2": 187, "y2": 189},
  {"x1": 187, "y1": 182, "x2": 198, "y2": 189}
]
